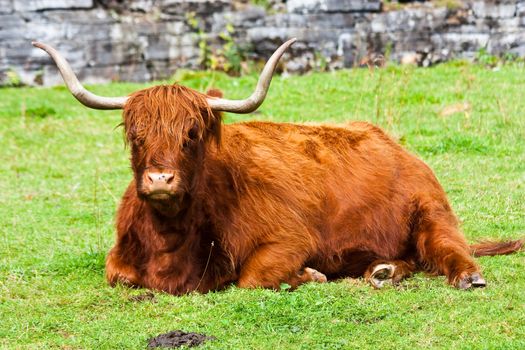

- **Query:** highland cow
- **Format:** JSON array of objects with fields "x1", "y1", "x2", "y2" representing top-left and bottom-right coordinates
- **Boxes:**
[{"x1": 33, "y1": 39, "x2": 523, "y2": 295}]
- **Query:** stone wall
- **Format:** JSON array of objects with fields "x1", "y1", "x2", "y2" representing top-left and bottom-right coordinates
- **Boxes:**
[
  {"x1": 1, "y1": 0, "x2": 525, "y2": 86},
  {"x1": 248, "y1": 0, "x2": 525, "y2": 70}
]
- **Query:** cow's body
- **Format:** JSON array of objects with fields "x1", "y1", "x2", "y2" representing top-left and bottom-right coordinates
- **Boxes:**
[{"x1": 106, "y1": 118, "x2": 477, "y2": 294}]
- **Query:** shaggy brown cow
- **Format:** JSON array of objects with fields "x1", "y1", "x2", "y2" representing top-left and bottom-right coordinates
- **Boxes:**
[{"x1": 33, "y1": 39, "x2": 523, "y2": 295}]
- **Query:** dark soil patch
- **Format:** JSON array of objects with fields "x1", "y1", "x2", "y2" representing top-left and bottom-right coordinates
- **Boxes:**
[
  {"x1": 128, "y1": 292, "x2": 156, "y2": 303},
  {"x1": 147, "y1": 330, "x2": 216, "y2": 348}
]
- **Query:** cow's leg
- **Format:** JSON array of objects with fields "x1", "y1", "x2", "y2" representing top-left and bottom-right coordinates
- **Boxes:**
[
  {"x1": 299, "y1": 267, "x2": 328, "y2": 284},
  {"x1": 238, "y1": 244, "x2": 325, "y2": 289},
  {"x1": 415, "y1": 205, "x2": 486, "y2": 289},
  {"x1": 105, "y1": 248, "x2": 141, "y2": 287},
  {"x1": 364, "y1": 259, "x2": 417, "y2": 288}
]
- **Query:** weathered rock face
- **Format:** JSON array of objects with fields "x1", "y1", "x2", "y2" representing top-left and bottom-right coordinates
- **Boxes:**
[
  {"x1": 1, "y1": 0, "x2": 525, "y2": 86},
  {"x1": 13, "y1": 0, "x2": 95, "y2": 12},
  {"x1": 286, "y1": 0, "x2": 382, "y2": 14}
]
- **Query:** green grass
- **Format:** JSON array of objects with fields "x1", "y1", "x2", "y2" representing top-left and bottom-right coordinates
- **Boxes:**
[{"x1": 1, "y1": 63, "x2": 524, "y2": 349}]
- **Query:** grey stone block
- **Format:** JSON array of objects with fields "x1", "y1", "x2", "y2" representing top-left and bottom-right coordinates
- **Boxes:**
[
  {"x1": 247, "y1": 26, "x2": 330, "y2": 46},
  {"x1": 14, "y1": 0, "x2": 94, "y2": 12},
  {"x1": 4, "y1": 40, "x2": 37, "y2": 60},
  {"x1": 143, "y1": 34, "x2": 177, "y2": 61},
  {"x1": 84, "y1": 40, "x2": 143, "y2": 66},
  {"x1": 212, "y1": 5, "x2": 266, "y2": 31},
  {"x1": 0, "y1": 14, "x2": 26, "y2": 40},
  {"x1": 287, "y1": 0, "x2": 381, "y2": 14},
  {"x1": 488, "y1": 31, "x2": 525, "y2": 53},
  {"x1": 519, "y1": 1, "x2": 525, "y2": 16},
  {"x1": 159, "y1": 0, "x2": 231, "y2": 16},
  {"x1": 129, "y1": 0, "x2": 155, "y2": 12},
  {"x1": 142, "y1": 33, "x2": 199, "y2": 61},
  {"x1": 120, "y1": 20, "x2": 188, "y2": 37},
  {"x1": 64, "y1": 23, "x2": 114, "y2": 41},
  {"x1": 370, "y1": 8, "x2": 447, "y2": 33},
  {"x1": 518, "y1": 2, "x2": 525, "y2": 25},
  {"x1": 366, "y1": 30, "x2": 434, "y2": 56},
  {"x1": 0, "y1": 13, "x2": 25, "y2": 27},
  {"x1": 472, "y1": 1, "x2": 517, "y2": 19},
  {"x1": 455, "y1": 21, "x2": 490, "y2": 33},
  {"x1": 146, "y1": 57, "x2": 200, "y2": 80},
  {"x1": 23, "y1": 21, "x2": 68, "y2": 42},
  {"x1": 0, "y1": 0, "x2": 13, "y2": 14},
  {"x1": 509, "y1": 44, "x2": 525, "y2": 55},
  {"x1": 495, "y1": 17, "x2": 521, "y2": 31},
  {"x1": 265, "y1": 12, "x2": 362, "y2": 29},
  {"x1": 40, "y1": 9, "x2": 115, "y2": 24},
  {"x1": 431, "y1": 32, "x2": 490, "y2": 55},
  {"x1": 336, "y1": 32, "x2": 359, "y2": 66}
]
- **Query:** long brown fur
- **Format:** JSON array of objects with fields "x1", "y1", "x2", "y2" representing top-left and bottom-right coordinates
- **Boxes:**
[
  {"x1": 470, "y1": 240, "x2": 524, "y2": 257},
  {"x1": 105, "y1": 83, "x2": 523, "y2": 295}
]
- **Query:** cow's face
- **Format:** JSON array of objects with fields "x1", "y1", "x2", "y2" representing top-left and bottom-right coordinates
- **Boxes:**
[
  {"x1": 123, "y1": 85, "x2": 221, "y2": 211},
  {"x1": 128, "y1": 125, "x2": 199, "y2": 207}
]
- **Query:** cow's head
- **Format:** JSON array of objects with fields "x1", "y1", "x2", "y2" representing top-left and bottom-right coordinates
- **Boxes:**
[
  {"x1": 33, "y1": 39, "x2": 295, "y2": 212},
  {"x1": 123, "y1": 85, "x2": 222, "y2": 210}
]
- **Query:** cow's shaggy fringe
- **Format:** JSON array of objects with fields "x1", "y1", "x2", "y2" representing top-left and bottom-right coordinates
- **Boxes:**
[{"x1": 124, "y1": 85, "x2": 221, "y2": 151}]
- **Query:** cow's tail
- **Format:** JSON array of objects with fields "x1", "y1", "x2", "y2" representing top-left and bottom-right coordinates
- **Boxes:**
[{"x1": 470, "y1": 238, "x2": 524, "y2": 257}]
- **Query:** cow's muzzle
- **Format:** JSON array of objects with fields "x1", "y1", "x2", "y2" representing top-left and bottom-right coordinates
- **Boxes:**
[{"x1": 142, "y1": 171, "x2": 178, "y2": 200}]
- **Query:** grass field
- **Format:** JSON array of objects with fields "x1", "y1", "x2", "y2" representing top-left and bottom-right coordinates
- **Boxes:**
[{"x1": 1, "y1": 63, "x2": 524, "y2": 349}]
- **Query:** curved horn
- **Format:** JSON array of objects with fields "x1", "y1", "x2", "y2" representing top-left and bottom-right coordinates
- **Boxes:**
[
  {"x1": 32, "y1": 41, "x2": 128, "y2": 109},
  {"x1": 206, "y1": 38, "x2": 296, "y2": 113}
]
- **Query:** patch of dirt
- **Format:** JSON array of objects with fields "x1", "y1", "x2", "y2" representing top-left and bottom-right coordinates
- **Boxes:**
[
  {"x1": 128, "y1": 292, "x2": 156, "y2": 303},
  {"x1": 147, "y1": 331, "x2": 216, "y2": 348}
]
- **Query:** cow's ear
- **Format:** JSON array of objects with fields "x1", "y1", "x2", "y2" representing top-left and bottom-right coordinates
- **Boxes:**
[
  {"x1": 124, "y1": 122, "x2": 136, "y2": 144},
  {"x1": 203, "y1": 89, "x2": 223, "y2": 146},
  {"x1": 206, "y1": 88, "x2": 223, "y2": 98}
]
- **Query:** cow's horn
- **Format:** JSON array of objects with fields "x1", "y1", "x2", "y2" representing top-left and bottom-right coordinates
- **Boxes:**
[
  {"x1": 206, "y1": 38, "x2": 296, "y2": 114},
  {"x1": 32, "y1": 41, "x2": 128, "y2": 110}
]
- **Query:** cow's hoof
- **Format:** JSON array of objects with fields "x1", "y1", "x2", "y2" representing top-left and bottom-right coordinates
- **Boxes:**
[
  {"x1": 304, "y1": 267, "x2": 327, "y2": 283},
  {"x1": 368, "y1": 263, "x2": 395, "y2": 289},
  {"x1": 457, "y1": 272, "x2": 487, "y2": 290}
]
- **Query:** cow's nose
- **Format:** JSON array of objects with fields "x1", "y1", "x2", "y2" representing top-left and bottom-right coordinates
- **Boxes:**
[{"x1": 147, "y1": 172, "x2": 174, "y2": 185}]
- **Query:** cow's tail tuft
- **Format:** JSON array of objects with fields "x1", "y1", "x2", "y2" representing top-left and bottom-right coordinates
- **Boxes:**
[{"x1": 470, "y1": 239, "x2": 524, "y2": 257}]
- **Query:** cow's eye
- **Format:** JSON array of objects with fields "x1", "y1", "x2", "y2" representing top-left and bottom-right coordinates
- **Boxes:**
[
  {"x1": 188, "y1": 125, "x2": 199, "y2": 141},
  {"x1": 183, "y1": 126, "x2": 199, "y2": 148}
]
